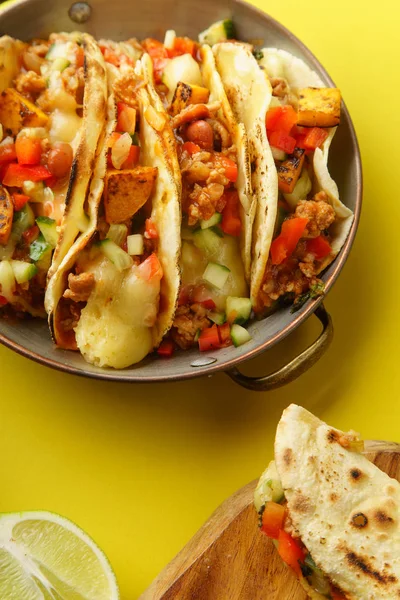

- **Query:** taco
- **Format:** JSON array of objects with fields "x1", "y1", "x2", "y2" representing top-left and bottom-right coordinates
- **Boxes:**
[
  {"x1": 141, "y1": 32, "x2": 254, "y2": 353},
  {"x1": 0, "y1": 32, "x2": 107, "y2": 318},
  {"x1": 254, "y1": 404, "x2": 400, "y2": 599},
  {"x1": 45, "y1": 43, "x2": 181, "y2": 369},
  {"x1": 250, "y1": 48, "x2": 354, "y2": 314}
]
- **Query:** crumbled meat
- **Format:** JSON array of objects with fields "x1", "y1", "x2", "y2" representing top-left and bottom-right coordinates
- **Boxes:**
[
  {"x1": 206, "y1": 118, "x2": 231, "y2": 149},
  {"x1": 270, "y1": 77, "x2": 289, "y2": 98},
  {"x1": 60, "y1": 300, "x2": 82, "y2": 332},
  {"x1": 63, "y1": 272, "x2": 95, "y2": 303},
  {"x1": 28, "y1": 41, "x2": 50, "y2": 57},
  {"x1": 171, "y1": 101, "x2": 221, "y2": 129},
  {"x1": 113, "y1": 74, "x2": 144, "y2": 109},
  {"x1": 187, "y1": 182, "x2": 225, "y2": 225},
  {"x1": 171, "y1": 303, "x2": 211, "y2": 349},
  {"x1": 61, "y1": 66, "x2": 85, "y2": 102},
  {"x1": 294, "y1": 192, "x2": 335, "y2": 238},
  {"x1": 259, "y1": 258, "x2": 312, "y2": 308},
  {"x1": 14, "y1": 71, "x2": 46, "y2": 101}
]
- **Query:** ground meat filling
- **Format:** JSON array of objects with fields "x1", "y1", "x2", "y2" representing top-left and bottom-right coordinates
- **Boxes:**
[
  {"x1": 260, "y1": 193, "x2": 336, "y2": 309},
  {"x1": 63, "y1": 272, "x2": 95, "y2": 303},
  {"x1": 171, "y1": 304, "x2": 211, "y2": 349}
]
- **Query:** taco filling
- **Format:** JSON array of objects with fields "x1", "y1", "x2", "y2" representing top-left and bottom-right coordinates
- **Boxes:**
[
  {"x1": 0, "y1": 33, "x2": 84, "y2": 317},
  {"x1": 142, "y1": 33, "x2": 252, "y2": 352}
]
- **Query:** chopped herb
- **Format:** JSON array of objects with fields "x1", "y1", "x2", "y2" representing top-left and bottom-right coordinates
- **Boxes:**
[
  {"x1": 290, "y1": 281, "x2": 325, "y2": 313},
  {"x1": 279, "y1": 292, "x2": 295, "y2": 308},
  {"x1": 29, "y1": 235, "x2": 51, "y2": 262},
  {"x1": 253, "y1": 49, "x2": 264, "y2": 60},
  {"x1": 310, "y1": 281, "x2": 325, "y2": 298}
]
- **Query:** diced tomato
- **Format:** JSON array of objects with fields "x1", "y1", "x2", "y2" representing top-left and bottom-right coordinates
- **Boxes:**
[
  {"x1": 291, "y1": 124, "x2": 307, "y2": 137},
  {"x1": 198, "y1": 324, "x2": 220, "y2": 352},
  {"x1": 178, "y1": 285, "x2": 193, "y2": 306},
  {"x1": 144, "y1": 218, "x2": 158, "y2": 239},
  {"x1": 261, "y1": 502, "x2": 286, "y2": 540},
  {"x1": 0, "y1": 295, "x2": 8, "y2": 306},
  {"x1": 302, "y1": 127, "x2": 329, "y2": 150},
  {"x1": 305, "y1": 235, "x2": 332, "y2": 260},
  {"x1": 121, "y1": 145, "x2": 140, "y2": 169},
  {"x1": 0, "y1": 142, "x2": 17, "y2": 164},
  {"x1": 192, "y1": 285, "x2": 215, "y2": 309},
  {"x1": 218, "y1": 322, "x2": 232, "y2": 347},
  {"x1": 45, "y1": 176, "x2": 58, "y2": 189},
  {"x1": 277, "y1": 530, "x2": 305, "y2": 578},
  {"x1": 157, "y1": 339, "x2": 175, "y2": 357},
  {"x1": 266, "y1": 105, "x2": 297, "y2": 134},
  {"x1": 117, "y1": 102, "x2": 137, "y2": 134},
  {"x1": 12, "y1": 193, "x2": 30, "y2": 211},
  {"x1": 16, "y1": 136, "x2": 42, "y2": 167},
  {"x1": 221, "y1": 190, "x2": 241, "y2": 237},
  {"x1": 142, "y1": 38, "x2": 169, "y2": 83},
  {"x1": 2, "y1": 163, "x2": 52, "y2": 187},
  {"x1": 182, "y1": 141, "x2": 201, "y2": 156},
  {"x1": 101, "y1": 47, "x2": 120, "y2": 67},
  {"x1": 22, "y1": 224, "x2": 39, "y2": 245},
  {"x1": 137, "y1": 253, "x2": 163, "y2": 282},
  {"x1": 214, "y1": 154, "x2": 238, "y2": 182},
  {"x1": 270, "y1": 217, "x2": 309, "y2": 265},
  {"x1": 268, "y1": 130, "x2": 297, "y2": 154},
  {"x1": 167, "y1": 37, "x2": 196, "y2": 58},
  {"x1": 75, "y1": 46, "x2": 84, "y2": 68},
  {"x1": 201, "y1": 298, "x2": 217, "y2": 310}
]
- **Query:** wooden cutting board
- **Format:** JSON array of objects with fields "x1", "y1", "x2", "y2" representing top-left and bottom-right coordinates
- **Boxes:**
[{"x1": 140, "y1": 441, "x2": 400, "y2": 600}]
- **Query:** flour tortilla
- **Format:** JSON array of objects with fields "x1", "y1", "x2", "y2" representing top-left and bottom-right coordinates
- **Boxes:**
[
  {"x1": 212, "y1": 42, "x2": 278, "y2": 306},
  {"x1": 258, "y1": 49, "x2": 354, "y2": 276},
  {"x1": 275, "y1": 404, "x2": 400, "y2": 599}
]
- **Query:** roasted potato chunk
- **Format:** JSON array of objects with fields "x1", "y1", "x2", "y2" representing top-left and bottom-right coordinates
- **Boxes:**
[
  {"x1": 0, "y1": 185, "x2": 13, "y2": 245},
  {"x1": 297, "y1": 87, "x2": 341, "y2": 128},
  {"x1": 104, "y1": 166, "x2": 158, "y2": 224},
  {"x1": 277, "y1": 148, "x2": 305, "y2": 194},
  {"x1": 170, "y1": 82, "x2": 210, "y2": 117},
  {"x1": 0, "y1": 88, "x2": 48, "y2": 135}
]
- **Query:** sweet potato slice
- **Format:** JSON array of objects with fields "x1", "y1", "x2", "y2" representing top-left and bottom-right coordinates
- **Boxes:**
[
  {"x1": 0, "y1": 185, "x2": 14, "y2": 245},
  {"x1": 297, "y1": 87, "x2": 341, "y2": 128},
  {"x1": 277, "y1": 148, "x2": 305, "y2": 194},
  {"x1": 170, "y1": 82, "x2": 210, "y2": 117},
  {"x1": 104, "y1": 166, "x2": 158, "y2": 224},
  {"x1": 0, "y1": 88, "x2": 48, "y2": 135}
]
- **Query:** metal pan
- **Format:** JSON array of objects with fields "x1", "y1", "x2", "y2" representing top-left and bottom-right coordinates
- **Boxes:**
[{"x1": 0, "y1": 0, "x2": 362, "y2": 389}]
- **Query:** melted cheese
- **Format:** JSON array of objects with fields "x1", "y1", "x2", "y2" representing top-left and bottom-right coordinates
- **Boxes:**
[{"x1": 75, "y1": 257, "x2": 160, "y2": 369}]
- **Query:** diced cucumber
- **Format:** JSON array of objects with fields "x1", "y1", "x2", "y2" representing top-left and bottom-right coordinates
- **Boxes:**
[
  {"x1": 193, "y1": 228, "x2": 222, "y2": 257},
  {"x1": 198, "y1": 19, "x2": 236, "y2": 45},
  {"x1": 203, "y1": 262, "x2": 230, "y2": 289},
  {"x1": 270, "y1": 146, "x2": 287, "y2": 161},
  {"x1": 194, "y1": 329, "x2": 201, "y2": 342},
  {"x1": 269, "y1": 96, "x2": 282, "y2": 108},
  {"x1": 164, "y1": 30, "x2": 176, "y2": 49},
  {"x1": 200, "y1": 212, "x2": 222, "y2": 230},
  {"x1": 254, "y1": 461, "x2": 285, "y2": 513},
  {"x1": 29, "y1": 235, "x2": 52, "y2": 270},
  {"x1": 36, "y1": 216, "x2": 58, "y2": 248},
  {"x1": 51, "y1": 57, "x2": 71, "y2": 72},
  {"x1": 162, "y1": 54, "x2": 202, "y2": 101},
  {"x1": 283, "y1": 167, "x2": 312, "y2": 209},
  {"x1": 181, "y1": 241, "x2": 201, "y2": 267},
  {"x1": 10, "y1": 260, "x2": 38, "y2": 284},
  {"x1": 127, "y1": 234, "x2": 144, "y2": 256},
  {"x1": 12, "y1": 204, "x2": 35, "y2": 237},
  {"x1": 209, "y1": 312, "x2": 226, "y2": 325},
  {"x1": 45, "y1": 43, "x2": 68, "y2": 61},
  {"x1": 230, "y1": 323, "x2": 251, "y2": 347},
  {"x1": 108, "y1": 223, "x2": 128, "y2": 247},
  {"x1": 0, "y1": 236, "x2": 16, "y2": 261},
  {"x1": 226, "y1": 296, "x2": 252, "y2": 325},
  {"x1": 22, "y1": 180, "x2": 45, "y2": 202},
  {"x1": 98, "y1": 239, "x2": 133, "y2": 271},
  {"x1": 302, "y1": 555, "x2": 331, "y2": 596},
  {"x1": 0, "y1": 260, "x2": 16, "y2": 301}
]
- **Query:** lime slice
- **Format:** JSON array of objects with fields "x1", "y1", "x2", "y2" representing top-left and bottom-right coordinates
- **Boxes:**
[{"x1": 0, "y1": 511, "x2": 119, "y2": 600}]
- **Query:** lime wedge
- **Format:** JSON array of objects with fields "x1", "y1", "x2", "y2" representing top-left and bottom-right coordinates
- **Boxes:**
[{"x1": 0, "y1": 511, "x2": 119, "y2": 600}]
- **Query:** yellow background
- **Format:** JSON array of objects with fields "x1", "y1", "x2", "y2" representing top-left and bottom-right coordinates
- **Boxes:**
[{"x1": 1, "y1": 1, "x2": 400, "y2": 598}]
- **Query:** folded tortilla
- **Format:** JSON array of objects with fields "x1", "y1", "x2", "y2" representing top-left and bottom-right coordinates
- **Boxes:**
[
  {"x1": 46, "y1": 51, "x2": 181, "y2": 368},
  {"x1": 255, "y1": 404, "x2": 400, "y2": 599}
]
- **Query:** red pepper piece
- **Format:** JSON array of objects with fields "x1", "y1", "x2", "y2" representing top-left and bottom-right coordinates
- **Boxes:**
[
  {"x1": 198, "y1": 324, "x2": 220, "y2": 352},
  {"x1": 221, "y1": 190, "x2": 241, "y2": 237},
  {"x1": 268, "y1": 130, "x2": 297, "y2": 154},
  {"x1": 277, "y1": 530, "x2": 305, "y2": 578},
  {"x1": 270, "y1": 217, "x2": 309, "y2": 265},
  {"x1": 157, "y1": 340, "x2": 175, "y2": 358},
  {"x1": 2, "y1": 163, "x2": 52, "y2": 187},
  {"x1": 261, "y1": 502, "x2": 287, "y2": 540},
  {"x1": 305, "y1": 235, "x2": 332, "y2": 260}
]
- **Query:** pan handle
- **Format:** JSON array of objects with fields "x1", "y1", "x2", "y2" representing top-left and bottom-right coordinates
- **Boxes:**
[{"x1": 225, "y1": 304, "x2": 333, "y2": 391}]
